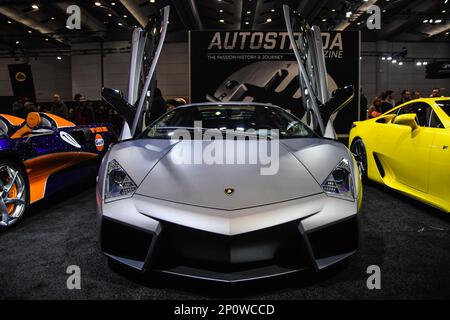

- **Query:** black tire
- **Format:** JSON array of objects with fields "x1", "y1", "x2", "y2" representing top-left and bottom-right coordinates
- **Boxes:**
[
  {"x1": 0, "y1": 159, "x2": 29, "y2": 229},
  {"x1": 350, "y1": 138, "x2": 368, "y2": 181}
]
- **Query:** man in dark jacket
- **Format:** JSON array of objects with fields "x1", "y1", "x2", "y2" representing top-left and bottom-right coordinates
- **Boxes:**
[
  {"x1": 396, "y1": 89, "x2": 412, "y2": 106},
  {"x1": 12, "y1": 97, "x2": 28, "y2": 117},
  {"x1": 50, "y1": 94, "x2": 68, "y2": 118}
]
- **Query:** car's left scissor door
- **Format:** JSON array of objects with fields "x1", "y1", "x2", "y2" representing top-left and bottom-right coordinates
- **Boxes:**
[{"x1": 124, "y1": 6, "x2": 170, "y2": 139}]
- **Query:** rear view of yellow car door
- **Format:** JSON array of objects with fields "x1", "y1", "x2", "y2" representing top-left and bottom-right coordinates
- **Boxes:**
[{"x1": 376, "y1": 102, "x2": 435, "y2": 193}]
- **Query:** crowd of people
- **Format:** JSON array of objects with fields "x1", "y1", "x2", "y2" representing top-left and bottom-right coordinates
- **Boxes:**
[
  {"x1": 10, "y1": 88, "x2": 187, "y2": 133},
  {"x1": 11, "y1": 93, "x2": 123, "y2": 132},
  {"x1": 15, "y1": 86, "x2": 441, "y2": 130},
  {"x1": 365, "y1": 87, "x2": 443, "y2": 119}
]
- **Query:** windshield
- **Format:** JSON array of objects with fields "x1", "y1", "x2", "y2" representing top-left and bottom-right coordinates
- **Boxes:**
[
  {"x1": 436, "y1": 100, "x2": 450, "y2": 118},
  {"x1": 140, "y1": 104, "x2": 316, "y2": 139}
]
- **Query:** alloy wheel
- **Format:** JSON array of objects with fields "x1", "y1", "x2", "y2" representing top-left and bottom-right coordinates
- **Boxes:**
[
  {"x1": 351, "y1": 139, "x2": 368, "y2": 179},
  {"x1": 0, "y1": 164, "x2": 26, "y2": 228}
]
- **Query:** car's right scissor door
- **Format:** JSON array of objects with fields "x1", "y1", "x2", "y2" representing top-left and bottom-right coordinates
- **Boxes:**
[{"x1": 283, "y1": 4, "x2": 333, "y2": 138}]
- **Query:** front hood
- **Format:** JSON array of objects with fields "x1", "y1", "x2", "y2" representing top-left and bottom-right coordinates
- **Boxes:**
[
  {"x1": 135, "y1": 139, "x2": 323, "y2": 210},
  {"x1": 281, "y1": 138, "x2": 351, "y2": 184},
  {"x1": 107, "y1": 139, "x2": 178, "y2": 186}
]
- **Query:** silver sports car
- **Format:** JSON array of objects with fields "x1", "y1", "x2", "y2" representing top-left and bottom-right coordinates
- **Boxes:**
[{"x1": 97, "y1": 5, "x2": 362, "y2": 282}]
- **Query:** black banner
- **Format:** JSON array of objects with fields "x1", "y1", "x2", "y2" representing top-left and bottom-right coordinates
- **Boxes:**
[
  {"x1": 190, "y1": 30, "x2": 360, "y2": 135},
  {"x1": 0, "y1": 300, "x2": 444, "y2": 319},
  {"x1": 426, "y1": 61, "x2": 450, "y2": 79},
  {"x1": 8, "y1": 63, "x2": 36, "y2": 102}
]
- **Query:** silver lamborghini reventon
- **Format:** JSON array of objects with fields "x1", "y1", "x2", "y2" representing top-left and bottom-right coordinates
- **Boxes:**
[{"x1": 97, "y1": 5, "x2": 362, "y2": 282}]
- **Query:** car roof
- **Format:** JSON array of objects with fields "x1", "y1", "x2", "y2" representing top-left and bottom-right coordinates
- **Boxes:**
[
  {"x1": 383, "y1": 97, "x2": 450, "y2": 114},
  {"x1": 416, "y1": 97, "x2": 450, "y2": 103},
  {"x1": 175, "y1": 101, "x2": 284, "y2": 109}
]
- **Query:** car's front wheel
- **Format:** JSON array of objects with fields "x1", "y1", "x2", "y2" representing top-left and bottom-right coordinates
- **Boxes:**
[
  {"x1": 0, "y1": 160, "x2": 28, "y2": 229},
  {"x1": 351, "y1": 138, "x2": 368, "y2": 181}
]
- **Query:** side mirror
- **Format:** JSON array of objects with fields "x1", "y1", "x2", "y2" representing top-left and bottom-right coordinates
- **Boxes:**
[
  {"x1": 102, "y1": 88, "x2": 135, "y2": 129},
  {"x1": 376, "y1": 114, "x2": 396, "y2": 123},
  {"x1": 393, "y1": 113, "x2": 418, "y2": 130}
]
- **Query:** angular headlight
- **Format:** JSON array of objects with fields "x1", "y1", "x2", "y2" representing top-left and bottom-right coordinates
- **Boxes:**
[
  {"x1": 105, "y1": 159, "x2": 137, "y2": 200},
  {"x1": 321, "y1": 158, "x2": 354, "y2": 200}
]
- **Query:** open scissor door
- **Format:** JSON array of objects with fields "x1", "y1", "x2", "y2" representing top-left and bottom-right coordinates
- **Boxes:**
[
  {"x1": 283, "y1": 5, "x2": 353, "y2": 139},
  {"x1": 122, "y1": 5, "x2": 170, "y2": 139}
]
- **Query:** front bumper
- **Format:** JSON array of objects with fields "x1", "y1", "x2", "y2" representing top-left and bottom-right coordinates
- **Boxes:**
[{"x1": 98, "y1": 193, "x2": 359, "y2": 282}]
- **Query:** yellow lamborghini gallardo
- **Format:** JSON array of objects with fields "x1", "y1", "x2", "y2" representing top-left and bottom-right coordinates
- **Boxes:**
[{"x1": 349, "y1": 97, "x2": 450, "y2": 213}]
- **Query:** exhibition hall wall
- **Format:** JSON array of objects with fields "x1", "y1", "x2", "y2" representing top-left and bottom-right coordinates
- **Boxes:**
[{"x1": 0, "y1": 41, "x2": 448, "y2": 106}]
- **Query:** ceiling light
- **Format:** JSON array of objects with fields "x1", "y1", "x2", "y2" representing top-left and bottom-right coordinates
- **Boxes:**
[
  {"x1": 111, "y1": 2, "x2": 115, "y2": 5},
  {"x1": 271, "y1": 9, "x2": 275, "y2": 12},
  {"x1": 149, "y1": 0, "x2": 156, "y2": 3},
  {"x1": 429, "y1": 19, "x2": 434, "y2": 23},
  {"x1": 266, "y1": 18, "x2": 272, "y2": 22},
  {"x1": 95, "y1": 1, "x2": 101, "y2": 6},
  {"x1": 28, "y1": 30, "x2": 32, "y2": 33},
  {"x1": 247, "y1": 10, "x2": 251, "y2": 14},
  {"x1": 123, "y1": 15, "x2": 127, "y2": 18},
  {"x1": 423, "y1": 61, "x2": 428, "y2": 65},
  {"x1": 7, "y1": 20, "x2": 12, "y2": 24},
  {"x1": 219, "y1": 19, "x2": 225, "y2": 23},
  {"x1": 219, "y1": 9, "x2": 223, "y2": 13},
  {"x1": 446, "y1": 31, "x2": 450, "y2": 35},
  {"x1": 331, "y1": 9, "x2": 335, "y2": 12},
  {"x1": 45, "y1": 38, "x2": 49, "y2": 41},
  {"x1": 398, "y1": 62, "x2": 403, "y2": 65},
  {"x1": 108, "y1": 13, "x2": 112, "y2": 17},
  {"x1": 16, "y1": 41, "x2": 20, "y2": 44},
  {"x1": 31, "y1": 4, "x2": 39, "y2": 10},
  {"x1": 381, "y1": 57, "x2": 386, "y2": 60},
  {"x1": 423, "y1": 19, "x2": 429, "y2": 23},
  {"x1": 117, "y1": 22, "x2": 123, "y2": 26},
  {"x1": 387, "y1": 56, "x2": 392, "y2": 60},
  {"x1": 346, "y1": 11, "x2": 352, "y2": 18},
  {"x1": 322, "y1": 18, "x2": 327, "y2": 22},
  {"x1": 382, "y1": 9, "x2": 386, "y2": 13},
  {"x1": 442, "y1": 10, "x2": 447, "y2": 13},
  {"x1": 51, "y1": 17, "x2": 55, "y2": 20},
  {"x1": 392, "y1": 59, "x2": 397, "y2": 63},
  {"x1": 416, "y1": 61, "x2": 422, "y2": 66},
  {"x1": 435, "y1": 19, "x2": 442, "y2": 23},
  {"x1": 57, "y1": 56, "x2": 62, "y2": 60},
  {"x1": 245, "y1": 21, "x2": 249, "y2": 25}
]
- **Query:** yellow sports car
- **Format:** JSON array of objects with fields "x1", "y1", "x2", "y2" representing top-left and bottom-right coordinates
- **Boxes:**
[{"x1": 349, "y1": 97, "x2": 450, "y2": 213}]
